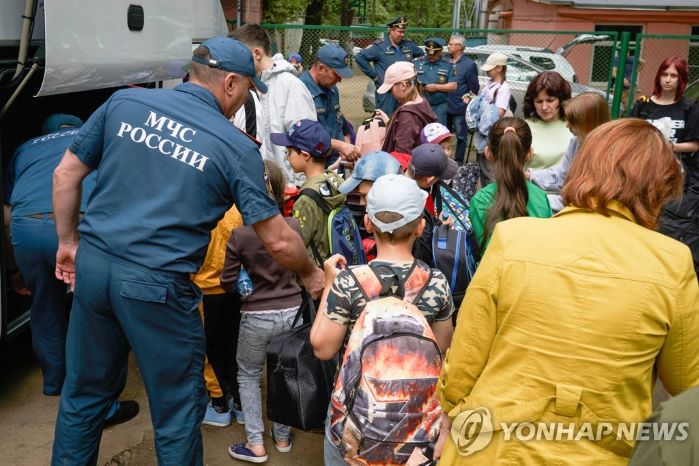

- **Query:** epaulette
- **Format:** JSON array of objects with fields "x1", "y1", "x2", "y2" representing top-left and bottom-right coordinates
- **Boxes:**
[
  {"x1": 636, "y1": 95, "x2": 650, "y2": 103},
  {"x1": 414, "y1": 56, "x2": 426, "y2": 62}
]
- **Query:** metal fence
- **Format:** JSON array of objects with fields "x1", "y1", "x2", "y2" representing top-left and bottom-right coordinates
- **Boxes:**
[
  {"x1": 262, "y1": 24, "x2": 619, "y2": 126},
  {"x1": 625, "y1": 33, "x2": 699, "y2": 115}
]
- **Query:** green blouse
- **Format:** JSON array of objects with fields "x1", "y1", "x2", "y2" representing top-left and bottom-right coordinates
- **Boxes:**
[{"x1": 470, "y1": 181, "x2": 552, "y2": 251}]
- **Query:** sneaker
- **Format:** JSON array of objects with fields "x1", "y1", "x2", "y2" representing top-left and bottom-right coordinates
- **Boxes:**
[
  {"x1": 228, "y1": 443, "x2": 268, "y2": 463},
  {"x1": 269, "y1": 428, "x2": 293, "y2": 453},
  {"x1": 203, "y1": 401, "x2": 231, "y2": 427},
  {"x1": 104, "y1": 400, "x2": 140, "y2": 428},
  {"x1": 229, "y1": 399, "x2": 245, "y2": 425}
]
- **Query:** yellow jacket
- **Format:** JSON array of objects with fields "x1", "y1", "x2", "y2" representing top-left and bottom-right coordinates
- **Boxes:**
[
  {"x1": 191, "y1": 206, "x2": 243, "y2": 295},
  {"x1": 438, "y1": 202, "x2": 699, "y2": 465}
]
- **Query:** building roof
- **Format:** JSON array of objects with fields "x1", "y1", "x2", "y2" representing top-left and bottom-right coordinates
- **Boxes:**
[{"x1": 535, "y1": 0, "x2": 699, "y2": 9}]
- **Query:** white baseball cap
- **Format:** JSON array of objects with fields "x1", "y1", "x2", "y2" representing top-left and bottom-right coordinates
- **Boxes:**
[
  {"x1": 367, "y1": 174, "x2": 427, "y2": 233},
  {"x1": 420, "y1": 123, "x2": 454, "y2": 145},
  {"x1": 377, "y1": 62, "x2": 417, "y2": 94},
  {"x1": 481, "y1": 52, "x2": 508, "y2": 72}
]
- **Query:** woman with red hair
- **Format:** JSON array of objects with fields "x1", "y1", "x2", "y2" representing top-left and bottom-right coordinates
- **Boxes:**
[
  {"x1": 435, "y1": 119, "x2": 699, "y2": 465},
  {"x1": 630, "y1": 56, "x2": 699, "y2": 277}
]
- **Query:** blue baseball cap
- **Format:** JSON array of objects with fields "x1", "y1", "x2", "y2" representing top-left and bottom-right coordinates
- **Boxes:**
[
  {"x1": 270, "y1": 119, "x2": 332, "y2": 159},
  {"x1": 41, "y1": 113, "x2": 83, "y2": 135},
  {"x1": 410, "y1": 143, "x2": 458, "y2": 180},
  {"x1": 316, "y1": 44, "x2": 352, "y2": 79},
  {"x1": 339, "y1": 151, "x2": 403, "y2": 193},
  {"x1": 192, "y1": 36, "x2": 267, "y2": 93},
  {"x1": 289, "y1": 53, "x2": 302, "y2": 63}
]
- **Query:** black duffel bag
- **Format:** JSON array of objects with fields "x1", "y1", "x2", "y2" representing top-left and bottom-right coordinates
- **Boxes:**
[{"x1": 266, "y1": 294, "x2": 337, "y2": 431}]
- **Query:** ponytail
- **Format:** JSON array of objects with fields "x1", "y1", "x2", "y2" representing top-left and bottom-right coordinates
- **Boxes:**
[{"x1": 481, "y1": 117, "x2": 532, "y2": 248}]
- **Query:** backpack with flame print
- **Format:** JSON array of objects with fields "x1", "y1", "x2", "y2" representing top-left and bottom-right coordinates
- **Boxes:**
[{"x1": 329, "y1": 260, "x2": 442, "y2": 465}]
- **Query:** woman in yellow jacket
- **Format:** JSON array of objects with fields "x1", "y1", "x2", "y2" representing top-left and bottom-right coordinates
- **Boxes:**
[{"x1": 436, "y1": 119, "x2": 699, "y2": 465}]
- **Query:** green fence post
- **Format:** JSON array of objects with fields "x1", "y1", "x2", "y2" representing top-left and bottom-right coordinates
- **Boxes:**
[
  {"x1": 625, "y1": 39, "x2": 642, "y2": 116},
  {"x1": 611, "y1": 31, "x2": 630, "y2": 119}
]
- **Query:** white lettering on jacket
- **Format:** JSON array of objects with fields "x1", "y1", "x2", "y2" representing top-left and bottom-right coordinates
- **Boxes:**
[{"x1": 116, "y1": 112, "x2": 208, "y2": 172}]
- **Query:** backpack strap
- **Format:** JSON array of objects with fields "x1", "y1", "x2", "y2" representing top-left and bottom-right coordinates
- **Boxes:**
[
  {"x1": 299, "y1": 188, "x2": 332, "y2": 215},
  {"x1": 405, "y1": 260, "x2": 433, "y2": 305},
  {"x1": 299, "y1": 188, "x2": 332, "y2": 264}
]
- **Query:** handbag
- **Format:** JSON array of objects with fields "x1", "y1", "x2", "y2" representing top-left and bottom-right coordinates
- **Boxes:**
[{"x1": 266, "y1": 293, "x2": 337, "y2": 431}]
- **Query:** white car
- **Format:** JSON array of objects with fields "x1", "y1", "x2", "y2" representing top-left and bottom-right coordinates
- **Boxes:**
[
  {"x1": 473, "y1": 34, "x2": 610, "y2": 83},
  {"x1": 362, "y1": 48, "x2": 607, "y2": 118}
]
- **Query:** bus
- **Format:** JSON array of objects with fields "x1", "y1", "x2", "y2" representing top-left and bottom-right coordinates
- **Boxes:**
[{"x1": 0, "y1": 0, "x2": 228, "y2": 342}]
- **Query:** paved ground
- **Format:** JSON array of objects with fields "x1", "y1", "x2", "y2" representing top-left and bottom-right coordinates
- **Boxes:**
[{"x1": 0, "y1": 331, "x2": 324, "y2": 466}]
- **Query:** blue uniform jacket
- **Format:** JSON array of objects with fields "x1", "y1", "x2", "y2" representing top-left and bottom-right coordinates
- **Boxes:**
[
  {"x1": 355, "y1": 37, "x2": 424, "y2": 85},
  {"x1": 70, "y1": 82, "x2": 278, "y2": 273},
  {"x1": 415, "y1": 57, "x2": 457, "y2": 107},
  {"x1": 5, "y1": 128, "x2": 96, "y2": 217},
  {"x1": 298, "y1": 70, "x2": 344, "y2": 140},
  {"x1": 447, "y1": 54, "x2": 480, "y2": 115}
]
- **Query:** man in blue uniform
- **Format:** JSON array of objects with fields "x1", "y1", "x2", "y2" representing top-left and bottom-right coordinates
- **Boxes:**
[
  {"x1": 415, "y1": 37, "x2": 457, "y2": 126},
  {"x1": 355, "y1": 16, "x2": 424, "y2": 117},
  {"x1": 50, "y1": 37, "x2": 324, "y2": 466},
  {"x1": 4, "y1": 114, "x2": 139, "y2": 426},
  {"x1": 446, "y1": 34, "x2": 479, "y2": 164},
  {"x1": 299, "y1": 43, "x2": 359, "y2": 164}
]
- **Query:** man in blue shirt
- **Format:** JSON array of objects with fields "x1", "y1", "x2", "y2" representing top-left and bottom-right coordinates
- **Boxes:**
[
  {"x1": 4, "y1": 115, "x2": 91, "y2": 397},
  {"x1": 446, "y1": 34, "x2": 479, "y2": 164},
  {"x1": 50, "y1": 37, "x2": 323, "y2": 466},
  {"x1": 416, "y1": 37, "x2": 458, "y2": 126},
  {"x1": 355, "y1": 16, "x2": 424, "y2": 117},
  {"x1": 4, "y1": 114, "x2": 139, "y2": 427},
  {"x1": 299, "y1": 43, "x2": 359, "y2": 164}
]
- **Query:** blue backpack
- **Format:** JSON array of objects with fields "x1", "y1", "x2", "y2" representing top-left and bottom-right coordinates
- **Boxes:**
[
  {"x1": 431, "y1": 182, "x2": 481, "y2": 310},
  {"x1": 300, "y1": 189, "x2": 367, "y2": 266}
]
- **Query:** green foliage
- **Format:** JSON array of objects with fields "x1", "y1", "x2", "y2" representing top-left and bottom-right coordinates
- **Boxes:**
[
  {"x1": 265, "y1": 0, "x2": 472, "y2": 28},
  {"x1": 263, "y1": 0, "x2": 309, "y2": 24}
]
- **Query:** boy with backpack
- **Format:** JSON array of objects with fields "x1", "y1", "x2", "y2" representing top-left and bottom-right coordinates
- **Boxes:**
[
  {"x1": 271, "y1": 119, "x2": 364, "y2": 267},
  {"x1": 311, "y1": 174, "x2": 454, "y2": 466}
]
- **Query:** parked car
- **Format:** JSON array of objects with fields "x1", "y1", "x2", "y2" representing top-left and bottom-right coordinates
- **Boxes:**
[
  {"x1": 474, "y1": 34, "x2": 610, "y2": 83},
  {"x1": 362, "y1": 48, "x2": 608, "y2": 117}
]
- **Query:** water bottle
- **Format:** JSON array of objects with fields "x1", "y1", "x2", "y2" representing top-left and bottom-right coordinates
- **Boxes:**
[{"x1": 237, "y1": 267, "x2": 253, "y2": 297}]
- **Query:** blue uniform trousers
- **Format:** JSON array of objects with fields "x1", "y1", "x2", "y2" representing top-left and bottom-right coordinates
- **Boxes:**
[
  {"x1": 431, "y1": 102, "x2": 448, "y2": 127},
  {"x1": 52, "y1": 244, "x2": 206, "y2": 466},
  {"x1": 11, "y1": 216, "x2": 69, "y2": 395}
]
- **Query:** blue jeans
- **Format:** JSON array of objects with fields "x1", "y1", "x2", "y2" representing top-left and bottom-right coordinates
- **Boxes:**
[
  {"x1": 324, "y1": 414, "x2": 350, "y2": 466},
  {"x1": 52, "y1": 244, "x2": 206, "y2": 466},
  {"x1": 237, "y1": 309, "x2": 298, "y2": 445},
  {"x1": 448, "y1": 113, "x2": 468, "y2": 164}
]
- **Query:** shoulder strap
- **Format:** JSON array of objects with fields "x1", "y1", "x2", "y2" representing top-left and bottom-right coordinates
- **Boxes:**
[
  {"x1": 346, "y1": 265, "x2": 377, "y2": 302},
  {"x1": 299, "y1": 188, "x2": 331, "y2": 215},
  {"x1": 406, "y1": 260, "x2": 433, "y2": 304},
  {"x1": 367, "y1": 263, "x2": 406, "y2": 299}
]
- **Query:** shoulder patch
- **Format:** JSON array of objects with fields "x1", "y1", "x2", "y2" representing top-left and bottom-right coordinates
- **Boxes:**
[{"x1": 319, "y1": 182, "x2": 332, "y2": 197}]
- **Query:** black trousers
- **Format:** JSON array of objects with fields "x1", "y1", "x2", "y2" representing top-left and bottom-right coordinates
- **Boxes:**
[{"x1": 203, "y1": 292, "x2": 242, "y2": 403}]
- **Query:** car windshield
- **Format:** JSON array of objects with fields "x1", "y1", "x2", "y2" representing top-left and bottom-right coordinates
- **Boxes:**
[{"x1": 465, "y1": 52, "x2": 543, "y2": 83}]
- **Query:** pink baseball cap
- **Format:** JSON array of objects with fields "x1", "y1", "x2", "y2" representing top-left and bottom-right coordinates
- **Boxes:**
[
  {"x1": 377, "y1": 62, "x2": 416, "y2": 94},
  {"x1": 420, "y1": 123, "x2": 453, "y2": 145}
]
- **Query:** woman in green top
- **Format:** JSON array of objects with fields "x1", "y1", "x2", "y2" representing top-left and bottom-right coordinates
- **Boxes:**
[
  {"x1": 469, "y1": 117, "x2": 552, "y2": 251},
  {"x1": 523, "y1": 71, "x2": 573, "y2": 169}
]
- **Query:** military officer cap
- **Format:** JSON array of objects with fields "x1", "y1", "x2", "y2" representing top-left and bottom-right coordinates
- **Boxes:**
[
  {"x1": 387, "y1": 16, "x2": 408, "y2": 29},
  {"x1": 424, "y1": 37, "x2": 446, "y2": 55}
]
